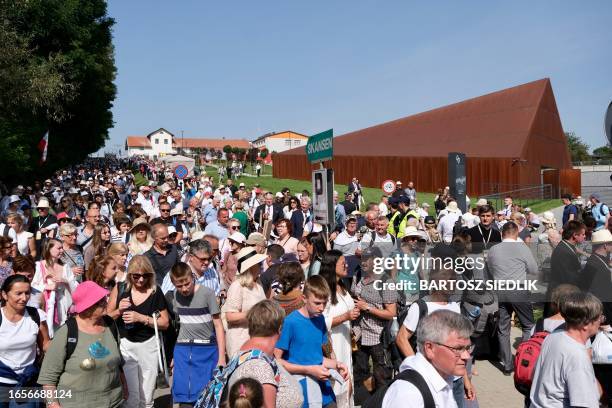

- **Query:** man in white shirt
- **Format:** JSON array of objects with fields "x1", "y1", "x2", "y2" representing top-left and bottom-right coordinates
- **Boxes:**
[
  {"x1": 437, "y1": 201, "x2": 462, "y2": 243},
  {"x1": 530, "y1": 292, "x2": 603, "y2": 408},
  {"x1": 383, "y1": 310, "x2": 474, "y2": 408},
  {"x1": 135, "y1": 186, "x2": 155, "y2": 216},
  {"x1": 359, "y1": 216, "x2": 396, "y2": 258}
]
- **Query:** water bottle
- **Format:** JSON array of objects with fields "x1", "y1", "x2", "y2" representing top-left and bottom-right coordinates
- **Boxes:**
[{"x1": 466, "y1": 305, "x2": 481, "y2": 323}]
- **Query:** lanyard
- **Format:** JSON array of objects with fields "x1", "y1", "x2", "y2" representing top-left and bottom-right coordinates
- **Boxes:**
[
  {"x1": 477, "y1": 225, "x2": 492, "y2": 247},
  {"x1": 38, "y1": 215, "x2": 49, "y2": 230}
]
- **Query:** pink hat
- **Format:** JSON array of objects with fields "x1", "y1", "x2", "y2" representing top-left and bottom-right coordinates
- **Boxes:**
[
  {"x1": 71, "y1": 281, "x2": 109, "y2": 313},
  {"x1": 56, "y1": 212, "x2": 70, "y2": 220}
]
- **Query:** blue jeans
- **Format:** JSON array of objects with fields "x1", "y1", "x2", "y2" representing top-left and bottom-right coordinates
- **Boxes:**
[{"x1": 0, "y1": 383, "x2": 43, "y2": 408}]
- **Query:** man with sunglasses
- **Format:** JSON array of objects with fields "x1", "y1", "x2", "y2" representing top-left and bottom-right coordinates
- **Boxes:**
[
  {"x1": 29, "y1": 198, "x2": 58, "y2": 259},
  {"x1": 383, "y1": 310, "x2": 474, "y2": 408}
]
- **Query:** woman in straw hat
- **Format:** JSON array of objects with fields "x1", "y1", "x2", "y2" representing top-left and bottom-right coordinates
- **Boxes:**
[
  {"x1": 221, "y1": 246, "x2": 267, "y2": 357},
  {"x1": 127, "y1": 218, "x2": 153, "y2": 259}
]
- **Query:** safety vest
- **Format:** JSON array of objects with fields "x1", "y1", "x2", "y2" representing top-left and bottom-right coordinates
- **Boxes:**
[
  {"x1": 396, "y1": 210, "x2": 421, "y2": 239},
  {"x1": 388, "y1": 211, "x2": 401, "y2": 236}
]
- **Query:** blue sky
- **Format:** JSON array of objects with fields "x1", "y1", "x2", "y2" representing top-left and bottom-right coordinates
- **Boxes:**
[{"x1": 102, "y1": 1, "x2": 612, "y2": 155}]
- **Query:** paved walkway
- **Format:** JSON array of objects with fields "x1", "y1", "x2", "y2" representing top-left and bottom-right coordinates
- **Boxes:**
[
  {"x1": 471, "y1": 327, "x2": 525, "y2": 407},
  {"x1": 153, "y1": 326, "x2": 527, "y2": 408}
]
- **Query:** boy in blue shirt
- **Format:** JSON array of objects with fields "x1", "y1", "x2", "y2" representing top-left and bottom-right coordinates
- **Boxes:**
[{"x1": 275, "y1": 275, "x2": 349, "y2": 407}]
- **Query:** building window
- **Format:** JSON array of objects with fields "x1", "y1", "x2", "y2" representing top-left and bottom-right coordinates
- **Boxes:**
[
  {"x1": 294, "y1": 140, "x2": 301, "y2": 145},
  {"x1": 164, "y1": 139, "x2": 168, "y2": 145},
  {"x1": 155, "y1": 138, "x2": 159, "y2": 144},
  {"x1": 285, "y1": 139, "x2": 291, "y2": 146}
]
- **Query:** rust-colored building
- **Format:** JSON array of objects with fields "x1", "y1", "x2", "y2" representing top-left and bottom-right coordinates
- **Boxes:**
[{"x1": 273, "y1": 78, "x2": 578, "y2": 197}]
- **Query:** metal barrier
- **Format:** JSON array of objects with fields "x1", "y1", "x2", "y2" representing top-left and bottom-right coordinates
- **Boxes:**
[{"x1": 480, "y1": 184, "x2": 553, "y2": 211}]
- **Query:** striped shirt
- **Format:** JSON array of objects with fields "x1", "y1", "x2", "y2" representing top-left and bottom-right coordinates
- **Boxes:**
[{"x1": 167, "y1": 285, "x2": 220, "y2": 342}]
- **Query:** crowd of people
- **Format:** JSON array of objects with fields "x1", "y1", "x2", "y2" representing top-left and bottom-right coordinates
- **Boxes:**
[{"x1": 0, "y1": 158, "x2": 610, "y2": 408}]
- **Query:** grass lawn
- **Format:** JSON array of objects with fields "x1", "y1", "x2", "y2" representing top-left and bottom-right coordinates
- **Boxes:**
[{"x1": 190, "y1": 165, "x2": 563, "y2": 214}]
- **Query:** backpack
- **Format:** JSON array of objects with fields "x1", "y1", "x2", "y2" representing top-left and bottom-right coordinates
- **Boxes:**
[
  {"x1": 0, "y1": 306, "x2": 40, "y2": 327},
  {"x1": 361, "y1": 368, "x2": 435, "y2": 408},
  {"x1": 194, "y1": 349, "x2": 280, "y2": 408},
  {"x1": 407, "y1": 299, "x2": 429, "y2": 352},
  {"x1": 63, "y1": 315, "x2": 121, "y2": 370},
  {"x1": 585, "y1": 203, "x2": 609, "y2": 221},
  {"x1": 513, "y1": 319, "x2": 565, "y2": 396},
  {"x1": 368, "y1": 230, "x2": 396, "y2": 248}
]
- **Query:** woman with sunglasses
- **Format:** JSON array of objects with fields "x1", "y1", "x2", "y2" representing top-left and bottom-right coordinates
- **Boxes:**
[
  {"x1": 0, "y1": 275, "x2": 50, "y2": 406},
  {"x1": 283, "y1": 196, "x2": 299, "y2": 220},
  {"x1": 32, "y1": 239, "x2": 79, "y2": 338},
  {"x1": 107, "y1": 255, "x2": 169, "y2": 408},
  {"x1": 58, "y1": 196, "x2": 77, "y2": 219},
  {"x1": 38, "y1": 281, "x2": 127, "y2": 408}
]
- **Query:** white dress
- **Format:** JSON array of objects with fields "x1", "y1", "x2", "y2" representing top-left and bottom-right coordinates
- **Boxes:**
[
  {"x1": 324, "y1": 290, "x2": 355, "y2": 408},
  {"x1": 32, "y1": 261, "x2": 78, "y2": 338},
  {"x1": 16, "y1": 231, "x2": 33, "y2": 256}
]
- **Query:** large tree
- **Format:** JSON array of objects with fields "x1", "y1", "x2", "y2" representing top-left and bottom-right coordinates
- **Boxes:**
[
  {"x1": 564, "y1": 131, "x2": 590, "y2": 163},
  {"x1": 592, "y1": 145, "x2": 612, "y2": 160},
  {"x1": 0, "y1": 0, "x2": 116, "y2": 184}
]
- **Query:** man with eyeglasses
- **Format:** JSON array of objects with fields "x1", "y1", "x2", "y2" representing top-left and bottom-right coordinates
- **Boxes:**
[
  {"x1": 383, "y1": 310, "x2": 474, "y2": 408},
  {"x1": 161, "y1": 239, "x2": 221, "y2": 297},
  {"x1": 395, "y1": 266, "x2": 475, "y2": 406}
]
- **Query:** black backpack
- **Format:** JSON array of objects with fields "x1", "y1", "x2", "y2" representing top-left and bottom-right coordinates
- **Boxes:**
[
  {"x1": 63, "y1": 315, "x2": 121, "y2": 369},
  {"x1": 361, "y1": 369, "x2": 435, "y2": 408},
  {"x1": 408, "y1": 299, "x2": 428, "y2": 352},
  {"x1": 368, "y1": 230, "x2": 396, "y2": 247}
]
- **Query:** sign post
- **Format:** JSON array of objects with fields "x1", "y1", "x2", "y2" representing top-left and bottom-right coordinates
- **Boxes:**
[
  {"x1": 448, "y1": 153, "x2": 467, "y2": 213},
  {"x1": 308, "y1": 129, "x2": 334, "y2": 231},
  {"x1": 312, "y1": 168, "x2": 335, "y2": 229},
  {"x1": 174, "y1": 164, "x2": 189, "y2": 179},
  {"x1": 306, "y1": 129, "x2": 333, "y2": 164}
]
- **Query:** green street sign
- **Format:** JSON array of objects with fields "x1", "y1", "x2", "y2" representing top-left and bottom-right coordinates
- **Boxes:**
[{"x1": 306, "y1": 129, "x2": 333, "y2": 164}]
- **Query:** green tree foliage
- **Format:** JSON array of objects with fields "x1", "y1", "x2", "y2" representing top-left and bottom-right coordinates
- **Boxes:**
[
  {"x1": 223, "y1": 145, "x2": 233, "y2": 154},
  {"x1": 246, "y1": 147, "x2": 259, "y2": 163},
  {"x1": 259, "y1": 148, "x2": 269, "y2": 159},
  {"x1": 592, "y1": 145, "x2": 612, "y2": 160},
  {"x1": 564, "y1": 132, "x2": 590, "y2": 163},
  {"x1": 0, "y1": 0, "x2": 116, "y2": 183}
]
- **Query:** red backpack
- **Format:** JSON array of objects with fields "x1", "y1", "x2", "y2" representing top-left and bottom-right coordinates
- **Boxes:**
[{"x1": 513, "y1": 320, "x2": 564, "y2": 395}]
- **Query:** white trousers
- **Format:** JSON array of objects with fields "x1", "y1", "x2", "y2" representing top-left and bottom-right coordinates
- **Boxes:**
[{"x1": 121, "y1": 336, "x2": 159, "y2": 408}]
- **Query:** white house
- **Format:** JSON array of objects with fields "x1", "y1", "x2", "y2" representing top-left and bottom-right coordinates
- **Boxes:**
[
  {"x1": 250, "y1": 131, "x2": 309, "y2": 154},
  {"x1": 125, "y1": 128, "x2": 250, "y2": 158}
]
